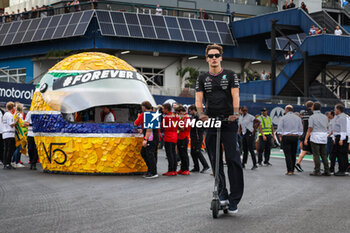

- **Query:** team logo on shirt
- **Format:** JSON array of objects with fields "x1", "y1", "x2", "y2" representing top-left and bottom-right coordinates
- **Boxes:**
[
  {"x1": 143, "y1": 111, "x2": 161, "y2": 129},
  {"x1": 222, "y1": 75, "x2": 227, "y2": 79}
]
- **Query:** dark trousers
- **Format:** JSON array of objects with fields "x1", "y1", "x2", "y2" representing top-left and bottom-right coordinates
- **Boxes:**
[
  {"x1": 332, "y1": 136, "x2": 349, "y2": 173},
  {"x1": 0, "y1": 134, "x2": 3, "y2": 163},
  {"x1": 3, "y1": 138, "x2": 15, "y2": 166},
  {"x1": 282, "y1": 136, "x2": 299, "y2": 172},
  {"x1": 28, "y1": 136, "x2": 38, "y2": 165},
  {"x1": 326, "y1": 137, "x2": 333, "y2": 157},
  {"x1": 141, "y1": 140, "x2": 158, "y2": 175},
  {"x1": 242, "y1": 132, "x2": 257, "y2": 166},
  {"x1": 177, "y1": 138, "x2": 189, "y2": 171},
  {"x1": 190, "y1": 136, "x2": 209, "y2": 170},
  {"x1": 258, "y1": 134, "x2": 272, "y2": 164},
  {"x1": 310, "y1": 142, "x2": 329, "y2": 173},
  {"x1": 165, "y1": 142, "x2": 177, "y2": 172},
  {"x1": 205, "y1": 122, "x2": 244, "y2": 206}
]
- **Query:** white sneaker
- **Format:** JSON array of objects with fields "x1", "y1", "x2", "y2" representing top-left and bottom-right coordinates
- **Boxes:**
[
  {"x1": 11, "y1": 162, "x2": 17, "y2": 168},
  {"x1": 219, "y1": 199, "x2": 229, "y2": 206},
  {"x1": 16, "y1": 163, "x2": 25, "y2": 168}
]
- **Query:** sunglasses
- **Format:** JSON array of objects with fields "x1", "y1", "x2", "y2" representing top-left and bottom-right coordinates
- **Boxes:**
[{"x1": 207, "y1": 53, "x2": 221, "y2": 59}]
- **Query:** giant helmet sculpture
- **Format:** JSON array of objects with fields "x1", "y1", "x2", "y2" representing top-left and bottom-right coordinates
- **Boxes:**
[{"x1": 30, "y1": 52, "x2": 156, "y2": 174}]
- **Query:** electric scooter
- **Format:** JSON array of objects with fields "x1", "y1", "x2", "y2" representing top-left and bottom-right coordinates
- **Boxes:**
[{"x1": 210, "y1": 117, "x2": 229, "y2": 218}]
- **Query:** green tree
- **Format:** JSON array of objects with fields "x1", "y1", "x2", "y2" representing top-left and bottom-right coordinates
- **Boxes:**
[{"x1": 177, "y1": 67, "x2": 199, "y2": 88}]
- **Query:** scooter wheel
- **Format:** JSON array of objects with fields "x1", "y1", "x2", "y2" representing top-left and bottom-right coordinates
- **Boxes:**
[{"x1": 211, "y1": 200, "x2": 219, "y2": 219}]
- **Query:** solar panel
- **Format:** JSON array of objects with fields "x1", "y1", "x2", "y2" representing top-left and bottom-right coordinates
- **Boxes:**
[
  {"x1": 80, "y1": 10, "x2": 94, "y2": 23},
  {"x1": 114, "y1": 24, "x2": 129, "y2": 36},
  {"x1": 124, "y1": 13, "x2": 139, "y2": 25},
  {"x1": 22, "y1": 19, "x2": 40, "y2": 43},
  {"x1": 164, "y1": 17, "x2": 179, "y2": 29},
  {"x1": 128, "y1": 24, "x2": 143, "y2": 37},
  {"x1": 141, "y1": 26, "x2": 156, "y2": 38},
  {"x1": 70, "y1": 12, "x2": 83, "y2": 24},
  {"x1": 190, "y1": 19, "x2": 205, "y2": 31},
  {"x1": 154, "y1": 27, "x2": 169, "y2": 39},
  {"x1": 181, "y1": 29, "x2": 196, "y2": 41},
  {"x1": 12, "y1": 20, "x2": 31, "y2": 44},
  {"x1": 265, "y1": 33, "x2": 306, "y2": 51},
  {"x1": 96, "y1": 11, "x2": 111, "y2": 23},
  {"x1": 100, "y1": 23, "x2": 115, "y2": 35},
  {"x1": 203, "y1": 21, "x2": 217, "y2": 32},
  {"x1": 0, "y1": 10, "x2": 94, "y2": 47},
  {"x1": 194, "y1": 31, "x2": 208, "y2": 42},
  {"x1": 75, "y1": 23, "x2": 89, "y2": 35},
  {"x1": 58, "y1": 14, "x2": 72, "y2": 27},
  {"x1": 207, "y1": 31, "x2": 221, "y2": 44},
  {"x1": 168, "y1": 28, "x2": 183, "y2": 41},
  {"x1": 138, "y1": 14, "x2": 153, "y2": 26},
  {"x1": 110, "y1": 12, "x2": 125, "y2": 24},
  {"x1": 152, "y1": 15, "x2": 166, "y2": 27},
  {"x1": 94, "y1": 10, "x2": 235, "y2": 46}
]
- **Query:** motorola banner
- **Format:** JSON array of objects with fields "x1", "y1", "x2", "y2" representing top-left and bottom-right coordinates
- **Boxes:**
[{"x1": 0, "y1": 82, "x2": 36, "y2": 105}]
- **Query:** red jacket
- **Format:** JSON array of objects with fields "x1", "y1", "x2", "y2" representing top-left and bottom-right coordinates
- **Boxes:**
[
  {"x1": 134, "y1": 112, "x2": 161, "y2": 141},
  {"x1": 178, "y1": 114, "x2": 191, "y2": 140},
  {"x1": 162, "y1": 112, "x2": 179, "y2": 143}
]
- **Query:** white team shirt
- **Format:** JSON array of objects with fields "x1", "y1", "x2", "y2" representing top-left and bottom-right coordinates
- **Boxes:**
[
  {"x1": 335, "y1": 29, "x2": 343, "y2": 36},
  {"x1": 104, "y1": 112, "x2": 115, "y2": 123},
  {"x1": 0, "y1": 111, "x2": 3, "y2": 134},
  {"x1": 2, "y1": 112, "x2": 15, "y2": 139},
  {"x1": 156, "y1": 7, "x2": 163, "y2": 15},
  {"x1": 25, "y1": 111, "x2": 34, "y2": 137}
]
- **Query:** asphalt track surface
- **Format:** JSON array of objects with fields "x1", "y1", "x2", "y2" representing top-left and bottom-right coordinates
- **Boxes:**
[{"x1": 0, "y1": 149, "x2": 349, "y2": 233}]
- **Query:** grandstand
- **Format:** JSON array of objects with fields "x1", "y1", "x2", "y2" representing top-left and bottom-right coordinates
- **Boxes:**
[{"x1": 1, "y1": 0, "x2": 350, "y2": 111}]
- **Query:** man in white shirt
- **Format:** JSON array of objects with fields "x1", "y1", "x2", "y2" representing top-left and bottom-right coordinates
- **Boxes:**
[
  {"x1": 238, "y1": 106, "x2": 258, "y2": 170},
  {"x1": 2, "y1": 102, "x2": 18, "y2": 169},
  {"x1": 334, "y1": 26, "x2": 343, "y2": 36},
  {"x1": 103, "y1": 107, "x2": 115, "y2": 123},
  {"x1": 304, "y1": 103, "x2": 330, "y2": 176},
  {"x1": 24, "y1": 111, "x2": 38, "y2": 170},
  {"x1": 155, "y1": 5, "x2": 162, "y2": 15},
  {"x1": 261, "y1": 70, "x2": 269, "y2": 80}
]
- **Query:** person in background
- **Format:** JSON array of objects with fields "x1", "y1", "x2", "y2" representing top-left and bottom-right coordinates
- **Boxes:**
[
  {"x1": 253, "y1": 71, "x2": 260, "y2": 81},
  {"x1": 239, "y1": 106, "x2": 258, "y2": 170},
  {"x1": 64, "y1": 2, "x2": 71, "y2": 14},
  {"x1": 12, "y1": 104, "x2": 26, "y2": 168},
  {"x1": 162, "y1": 103, "x2": 179, "y2": 176},
  {"x1": 176, "y1": 105, "x2": 191, "y2": 175},
  {"x1": 155, "y1": 4, "x2": 163, "y2": 15},
  {"x1": 257, "y1": 108, "x2": 275, "y2": 166},
  {"x1": 335, "y1": 26, "x2": 343, "y2": 36},
  {"x1": 331, "y1": 104, "x2": 348, "y2": 176},
  {"x1": 100, "y1": 107, "x2": 116, "y2": 122},
  {"x1": 295, "y1": 101, "x2": 314, "y2": 172},
  {"x1": 284, "y1": 50, "x2": 294, "y2": 60},
  {"x1": 282, "y1": 0, "x2": 289, "y2": 10},
  {"x1": 315, "y1": 27, "x2": 322, "y2": 35},
  {"x1": 326, "y1": 111, "x2": 335, "y2": 163},
  {"x1": 300, "y1": 2, "x2": 308, "y2": 13},
  {"x1": 304, "y1": 103, "x2": 330, "y2": 176},
  {"x1": 24, "y1": 111, "x2": 38, "y2": 170},
  {"x1": 261, "y1": 70, "x2": 269, "y2": 80},
  {"x1": 309, "y1": 25, "x2": 316, "y2": 35},
  {"x1": 287, "y1": 0, "x2": 295, "y2": 8},
  {"x1": 103, "y1": 107, "x2": 115, "y2": 123},
  {"x1": 188, "y1": 105, "x2": 210, "y2": 173},
  {"x1": 90, "y1": 0, "x2": 98, "y2": 9},
  {"x1": 322, "y1": 27, "x2": 327, "y2": 34},
  {"x1": 22, "y1": 8, "x2": 29, "y2": 19},
  {"x1": 0, "y1": 108, "x2": 4, "y2": 165},
  {"x1": 277, "y1": 105, "x2": 303, "y2": 175},
  {"x1": 135, "y1": 101, "x2": 159, "y2": 179},
  {"x1": 2, "y1": 102, "x2": 18, "y2": 170}
]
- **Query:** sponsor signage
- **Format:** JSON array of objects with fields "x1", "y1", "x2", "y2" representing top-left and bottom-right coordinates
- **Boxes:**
[
  {"x1": 52, "y1": 70, "x2": 146, "y2": 90},
  {"x1": 0, "y1": 81, "x2": 35, "y2": 105}
]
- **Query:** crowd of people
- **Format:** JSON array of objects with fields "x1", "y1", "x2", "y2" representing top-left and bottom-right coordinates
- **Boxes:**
[
  {"x1": 0, "y1": 0, "x2": 98, "y2": 23},
  {"x1": 0, "y1": 101, "x2": 38, "y2": 170}
]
